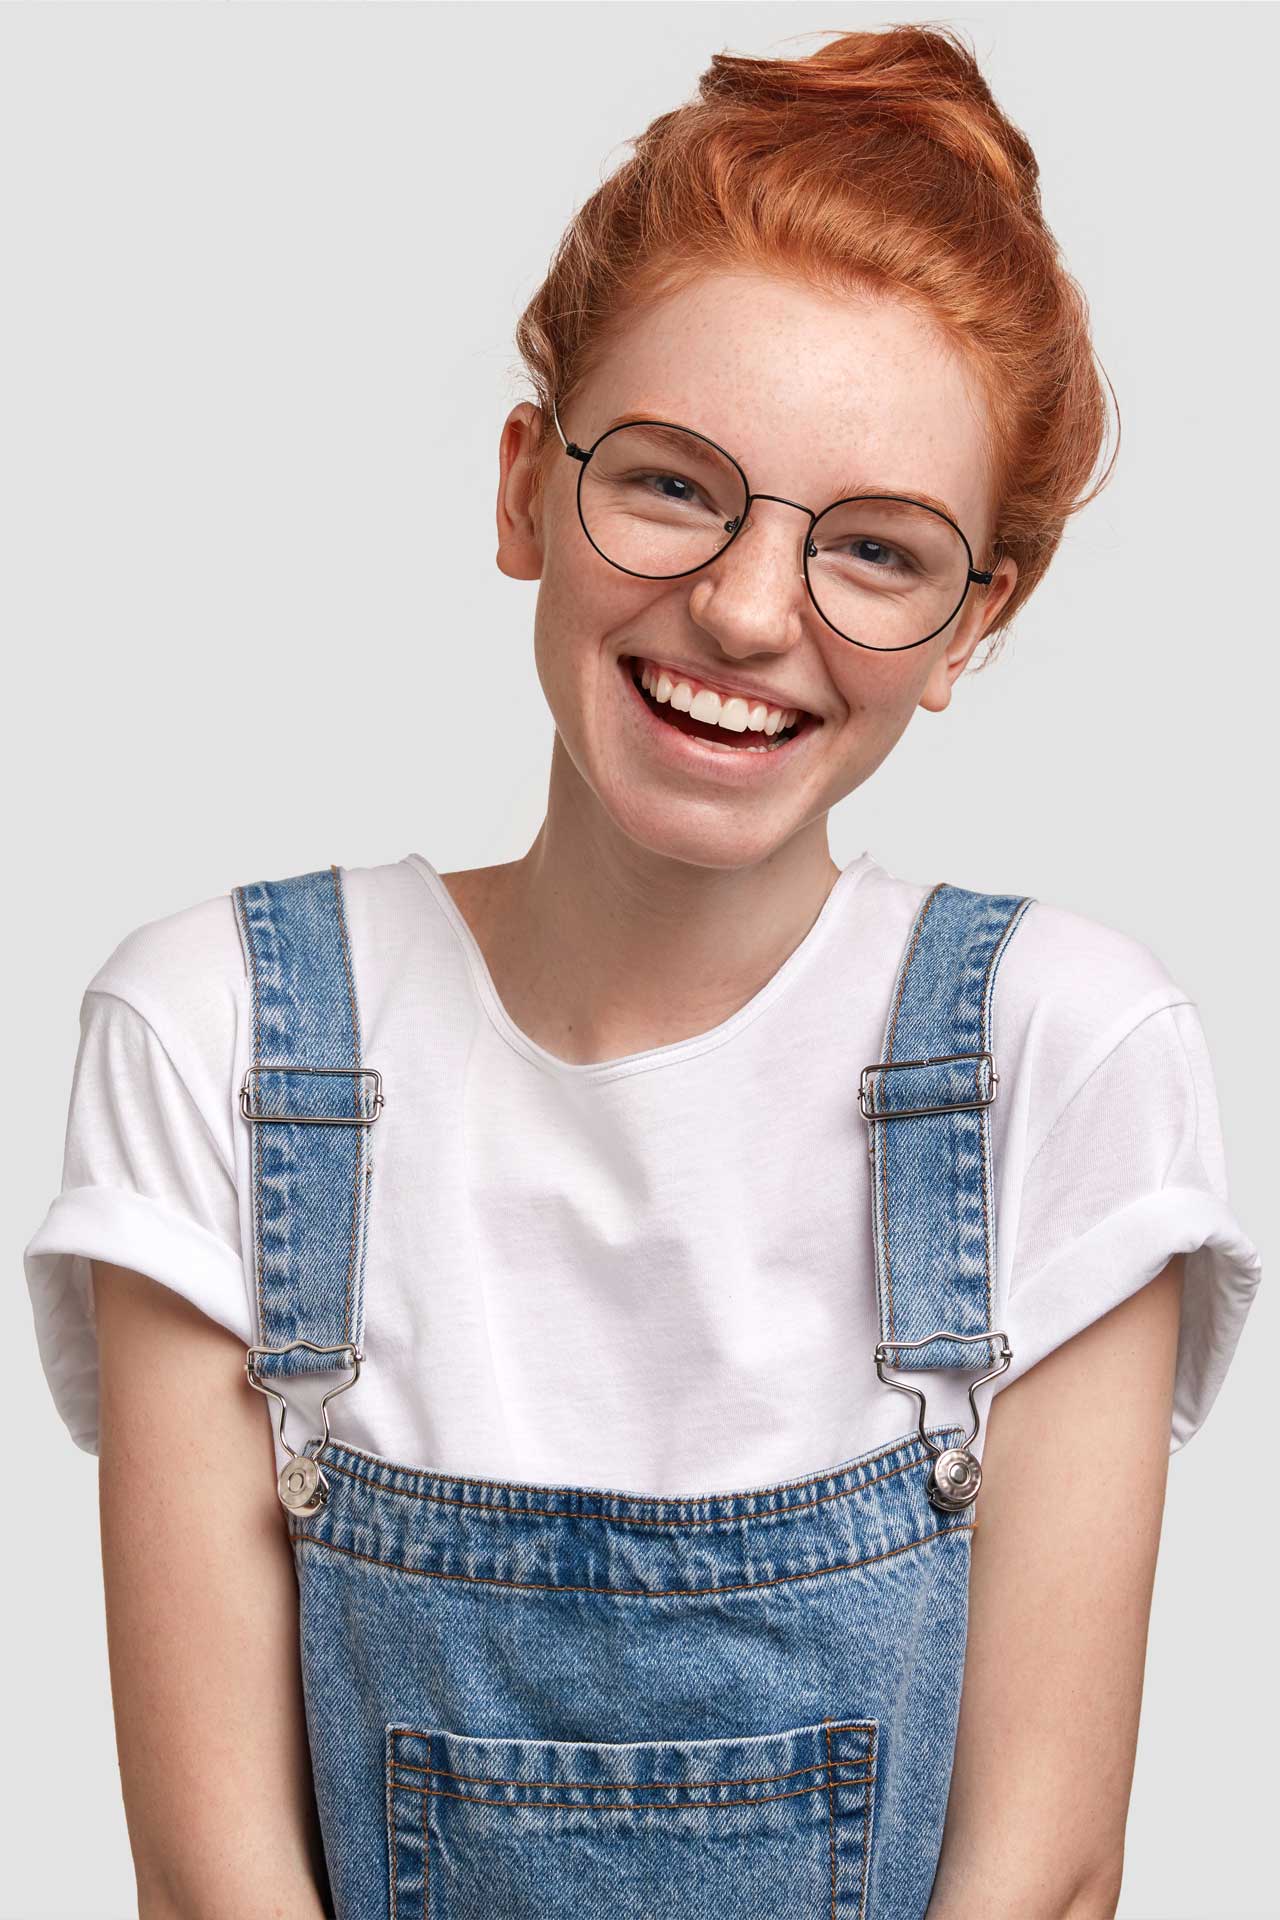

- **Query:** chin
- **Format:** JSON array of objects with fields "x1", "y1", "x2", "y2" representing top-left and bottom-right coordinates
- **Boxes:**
[{"x1": 592, "y1": 780, "x2": 815, "y2": 874}]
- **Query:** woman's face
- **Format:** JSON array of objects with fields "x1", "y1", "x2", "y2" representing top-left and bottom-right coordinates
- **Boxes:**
[{"x1": 497, "y1": 267, "x2": 1018, "y2": 871}]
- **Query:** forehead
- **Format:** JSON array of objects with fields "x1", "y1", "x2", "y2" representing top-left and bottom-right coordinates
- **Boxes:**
[{"x1": 576, "y1": 267, "x2": 994, "y2": 527}]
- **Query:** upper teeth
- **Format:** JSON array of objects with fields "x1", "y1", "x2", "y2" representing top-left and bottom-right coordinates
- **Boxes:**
[{"x1": 634, "y1": 658, "x2": 801, "y2": 735}]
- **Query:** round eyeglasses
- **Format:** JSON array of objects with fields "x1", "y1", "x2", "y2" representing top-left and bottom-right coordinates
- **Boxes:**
[{"x1": 549, "y1": 399, "x2": 995, "y2": 653}]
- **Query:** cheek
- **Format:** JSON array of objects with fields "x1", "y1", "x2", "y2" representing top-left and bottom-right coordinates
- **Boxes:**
[
  {"x1": 825, "y1": 645, "x2": 931, "y2": 732},
  {"x1": 811, "y1": 646, "x2": 939, "y2": 801},
  {"x1": 530, "y1": 570, "x2": 651, "y2": 746},
  {"x1": 535, "y1": 543, "x2": 674, "y2": 692},
  {"x1": 530, "y1": 612, "x2": 585, "y2": 747}
]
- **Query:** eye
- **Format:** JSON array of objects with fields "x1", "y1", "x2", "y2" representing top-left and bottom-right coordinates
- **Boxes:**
[
  {"x1": 849, "y1": 537, "x2": 909, "y2": 571},
  {"x1": 809, "y1": 516, "x2": 930, "y2": 582},
  {"x1": 632, "y1": 469, "x2": 705, "y2": 507}
]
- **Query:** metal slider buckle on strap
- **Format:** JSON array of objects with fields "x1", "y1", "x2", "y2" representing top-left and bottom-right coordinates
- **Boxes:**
[
  {"x1": 239, "y1": 1064, "x2": 384, "y2": 1126},
  {"x1": 874, "y1": 1329, "x2": 1012, "y2": 1514},
  {"x1": 858, "y1": 1050, "x2": 998, "y2": 1121}
]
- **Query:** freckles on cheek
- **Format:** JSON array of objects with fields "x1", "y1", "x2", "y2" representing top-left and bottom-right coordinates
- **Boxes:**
[
  {"x1": 827, "y1": 663, "x2": 925, "y2": 765},
  {"x1": 829, "y1": 658, "x2": 894, "y2": 728},
  {"x1": 845, "y1": 646, "x2": 933, "y2": 715}
]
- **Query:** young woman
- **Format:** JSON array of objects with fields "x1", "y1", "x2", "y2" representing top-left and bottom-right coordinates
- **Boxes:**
[{"x1": 25, "y1": 24, "x2": 1261, "y2": 1920}]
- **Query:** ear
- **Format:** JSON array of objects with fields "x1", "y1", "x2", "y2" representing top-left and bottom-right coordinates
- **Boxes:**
[
  {"x1": 495, "y1": 402, "x2": 550, "y2": 583},
  {"x1": 917, "y1": 554, "x2": 1019, "y2": 713}
]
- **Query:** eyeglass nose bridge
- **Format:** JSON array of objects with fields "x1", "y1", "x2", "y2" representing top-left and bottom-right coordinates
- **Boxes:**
[{"x1": 724, "y1": 491, "x2": 820, "y2": 573}]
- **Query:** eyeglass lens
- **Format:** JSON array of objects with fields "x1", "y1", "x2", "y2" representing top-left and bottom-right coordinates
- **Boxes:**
[{"x1": 577, "y1": 423, "x2": 972, "y2": 650}]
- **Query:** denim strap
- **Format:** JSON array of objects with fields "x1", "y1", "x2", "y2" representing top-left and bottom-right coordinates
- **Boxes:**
[
  {"x1": 866, "y1": 882, "x2": 1035, "y2": 1374},
  {"x1": 232, "y1": 866, "x2": 376, "y2": 1381}
]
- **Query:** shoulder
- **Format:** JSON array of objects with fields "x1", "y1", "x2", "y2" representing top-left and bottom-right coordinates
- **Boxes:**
[
  {"x1": 862, "y1": 861, "x2": 1193, "y2": 1123},
  {"x1": 85, "y1": 853, "x2": 424, "y2": 1047},
  {"x1": 862, "y1": 861, "x2": 1187, "y2": 1025},
  {"x1": 998, "y1": 891, "x2": 1188, "y2": 1039},
  {"x1": 87, "y1": 883, "x2": 242, "y2": 1038},
  {"x1": 992, "y1": 890, "x2": 1194, "y2": 1137}
]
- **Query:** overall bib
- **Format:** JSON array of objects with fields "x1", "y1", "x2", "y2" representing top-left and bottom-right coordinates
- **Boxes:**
[{"x1": 234, "y1": 866, "x2": 1034, "y2": 1920}]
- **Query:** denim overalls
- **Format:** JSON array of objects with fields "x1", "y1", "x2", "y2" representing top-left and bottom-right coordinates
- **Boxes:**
[{"x1": 234, "y1": 865, "x2": 1034, "y2": 1920}]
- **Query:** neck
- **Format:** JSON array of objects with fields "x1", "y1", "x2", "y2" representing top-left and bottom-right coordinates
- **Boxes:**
[{"x1": 449, "y1": 740, "x2": 845, "y2": 1066}]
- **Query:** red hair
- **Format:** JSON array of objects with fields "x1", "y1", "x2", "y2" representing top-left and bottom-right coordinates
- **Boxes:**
[{"x1": 514, "y1": 24, "x2": 1117, "y2": 653}]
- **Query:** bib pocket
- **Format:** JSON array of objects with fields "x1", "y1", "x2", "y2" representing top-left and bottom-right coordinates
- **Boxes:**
[{"x1": 386, "y1": 1716, "x2": 877, "y2": 1919}]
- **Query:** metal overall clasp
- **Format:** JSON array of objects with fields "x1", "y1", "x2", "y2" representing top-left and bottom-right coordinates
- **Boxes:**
[
  {"x1": 874, "y1": 1329, "x2": 1012, "y2": 1513},
  {"x1": 245, "y1": 1339, "x2": 364, "y2": 1515}
]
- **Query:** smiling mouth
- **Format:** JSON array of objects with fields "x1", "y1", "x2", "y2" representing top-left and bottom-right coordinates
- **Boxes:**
[{"x1": 622, "y1": 655, "x2": 816, "y2": 752}]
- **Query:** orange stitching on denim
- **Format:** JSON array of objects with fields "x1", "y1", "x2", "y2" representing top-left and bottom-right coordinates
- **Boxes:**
[
  {"x1": 392, "y1": 1746, "x2": 873, "y2": 1793},
  {"x1": 879, "y1": 881, "x2": 943, "y2": 1341},
  {"x1": 290, "y1": 1520, "x2": 972, "y2": 1597},
  {"x1": 309, "y1": 1434, "x2": 962, "y2": 1529},
  {"x1": 824, "y1": 1720, "x2": 838, "y2": 1919},
  {"x1": 396, "y1": 1722, "x2": 872, "y2": 1748},
  {"x1": 423, "y1": 1735, "x2": 430, "y2": 1920},
  {"x1": 313, "y1": 1426, "x2": 954, "y2": 1508},
  {"x1": 393, "y1": 1774, "x2": 875, "y2": 1813},
  {"x1": 876, "y1": 1098, "x2": 891, "y2": 1339},
  {"x1": 358, "y1": 1156, "x2": 373, "y2": 1345},
  {"x1": 346, "y1": 1103, "x2": 361, "y2": 1350},
  {"x1": 328, "y1": 864, "x2": 361, "y2": 1348},
  {"x1": 234, "y1": 887, "x2": 269, "y2": 1355},
  {"x1": 978, "y1": 932, "x2": 998, "y2": 1335},
  {"x1": 858, "y1": 1725, "x2": 876, "y2": 1919},
  {"x1": 386, "y1": 1745, "x2": 399, "y2": 1920},
  {"x1": 975, "y1": 904, "x2": 1026, "y2": 1336},
  {"x1": 882, "y1": 879, "x2": 940, "y2": 1336}
]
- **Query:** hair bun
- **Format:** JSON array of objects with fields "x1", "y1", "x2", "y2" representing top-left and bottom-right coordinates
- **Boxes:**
[{"x1": 702, "y1": 26, "x2": 1041, "y2": 218}]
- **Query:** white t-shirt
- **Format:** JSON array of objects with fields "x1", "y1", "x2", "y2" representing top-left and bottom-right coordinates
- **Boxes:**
[{"x1": 24, "y1": 850, "x2": 1261, "y2": 1496}]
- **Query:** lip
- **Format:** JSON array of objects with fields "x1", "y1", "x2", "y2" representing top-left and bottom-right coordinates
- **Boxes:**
[
  {"x1": 616, "y1": 654, "x2": 821, "y2": 783},
  {"x1": 625, "y1": 651, "x2": 820, "y2": 721}
]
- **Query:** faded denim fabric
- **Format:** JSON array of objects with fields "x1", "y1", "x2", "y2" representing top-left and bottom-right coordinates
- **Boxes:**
[{"x1": 234, "y1": 866, "x2": 1033, "y2": 1920}]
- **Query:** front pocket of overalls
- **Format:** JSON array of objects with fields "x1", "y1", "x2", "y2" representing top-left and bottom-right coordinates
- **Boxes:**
[{"x1": 386, "y1": 1717, "x2": 877, "y2": 1919}]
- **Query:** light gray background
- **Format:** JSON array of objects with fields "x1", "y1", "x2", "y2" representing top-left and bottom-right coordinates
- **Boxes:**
[{"x1": 5, "y1": 4, "x2": 1274, "y2": 1915}]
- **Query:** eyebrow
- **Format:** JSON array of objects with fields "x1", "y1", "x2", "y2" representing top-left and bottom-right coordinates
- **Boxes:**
[{"x1": 599, "y1": 412, "x2": 962, "y2": 525}]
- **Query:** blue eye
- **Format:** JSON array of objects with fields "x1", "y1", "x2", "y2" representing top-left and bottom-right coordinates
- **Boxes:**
[{"x1": 851, "y1": 539, "x2": 908, "y2": 571}]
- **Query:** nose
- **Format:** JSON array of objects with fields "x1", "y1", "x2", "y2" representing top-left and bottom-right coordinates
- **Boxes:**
[{"x1": 689, "y1": 494, "x2": 815, "y2": 657}]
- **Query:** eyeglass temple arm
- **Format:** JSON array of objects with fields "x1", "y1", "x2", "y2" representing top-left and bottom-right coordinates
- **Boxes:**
[
  {"x1": 550, "y1": 396, "x2": 567, "y2": 446},
  {"x1": 550, "y1": 395, "x2": 597, "y2": 468}
]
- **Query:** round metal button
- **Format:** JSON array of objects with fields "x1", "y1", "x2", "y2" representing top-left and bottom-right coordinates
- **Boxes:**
[
  {"x1": 927, "y1": 1446, "x2": 982, "y2": 1513},
  {"x1": 277, "y1": 1454, "x2": 327, "y2": 1515}
]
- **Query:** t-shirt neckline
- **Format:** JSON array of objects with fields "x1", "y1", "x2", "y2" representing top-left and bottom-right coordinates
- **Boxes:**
[{"x1": 403, "y1": 850, "x2": 878, "y2": 1083}]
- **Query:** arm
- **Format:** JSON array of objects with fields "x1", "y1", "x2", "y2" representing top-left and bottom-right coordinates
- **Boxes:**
[
  {"x1": 93, "y1": 1260, "x2": 333, "y2": 1920},
  {"x1": 925, "y1": 1254, "x2": 1185, "y2": 1920}
]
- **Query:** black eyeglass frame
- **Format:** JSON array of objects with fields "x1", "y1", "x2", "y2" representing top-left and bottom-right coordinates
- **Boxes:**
[{"x1": 549, "y1": 398, "x2": 996, "y2": 654}]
